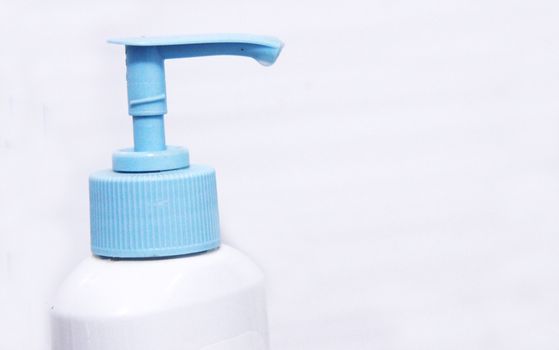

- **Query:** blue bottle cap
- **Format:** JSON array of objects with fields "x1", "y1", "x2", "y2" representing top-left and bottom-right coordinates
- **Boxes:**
[{"x1": 90, "y1": 34, "x2": 283, "y2": 258}]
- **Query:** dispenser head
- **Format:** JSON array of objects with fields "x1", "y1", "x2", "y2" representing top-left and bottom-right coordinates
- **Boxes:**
[
  {"x1": 89, "y1": 34, "x2": 282, "y2": 258},
  {"x1": 108, "y1": 34, "x2": 283, "y2": 172}
]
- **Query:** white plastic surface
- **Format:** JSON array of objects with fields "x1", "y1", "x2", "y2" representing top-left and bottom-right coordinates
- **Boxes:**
[{"x1": 51, "y1": 245, "x2": 268, "y2": 350}]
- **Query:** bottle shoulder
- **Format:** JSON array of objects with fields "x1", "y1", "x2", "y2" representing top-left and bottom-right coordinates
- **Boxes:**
[{"x1": 52, "y1": 244, "x2": 264, "y2": 318}]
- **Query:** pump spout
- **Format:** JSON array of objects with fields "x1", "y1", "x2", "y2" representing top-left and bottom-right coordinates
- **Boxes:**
[
  {"x1": 160, "y1": 41, "x2": 282, "y2": 66},
  {"x1": 109, "y1": 34, "x2": 283, "y2": 117}
]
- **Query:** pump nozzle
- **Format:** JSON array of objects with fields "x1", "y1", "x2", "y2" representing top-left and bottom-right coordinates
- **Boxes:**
[{"x1": 109, "y1": 34, "x2": 283, "y2": 172}]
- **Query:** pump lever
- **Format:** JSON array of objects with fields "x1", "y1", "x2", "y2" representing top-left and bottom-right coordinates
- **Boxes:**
[
  {"x1": 109, "y1": 34, "x2": 282, "y2": 65},
  {"x1": 109, "y1": 34, "x2": 283, "y2": 173},
  {"x1": 109, "y1": 34, "x2": 283, "y2": 117}
]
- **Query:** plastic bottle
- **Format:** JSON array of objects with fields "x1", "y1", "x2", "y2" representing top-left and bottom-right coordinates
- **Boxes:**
[{"x1": 50, "y1": 34, "x2": 283, "y2": 350}]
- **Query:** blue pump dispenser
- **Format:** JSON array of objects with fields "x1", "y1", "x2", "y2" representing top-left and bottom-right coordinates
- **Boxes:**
[{"x1": 89, "y1": 34, "x2": 283, "y2": 258}]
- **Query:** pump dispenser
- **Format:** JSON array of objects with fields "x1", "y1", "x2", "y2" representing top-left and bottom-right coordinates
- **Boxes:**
[
  {"x1": 90, "y1": 34, "x2": 282, "y2": 258},
  {"x1": 51, "y1": 34, "x2": 282, "y2": 350}
]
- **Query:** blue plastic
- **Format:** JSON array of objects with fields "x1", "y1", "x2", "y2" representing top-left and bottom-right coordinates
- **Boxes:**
[
  {"x1": 89, "y1": 34, "x2": 283, "y2": 258},
  {"x1": 109, "y1": 34, "x2": 283, "y2": 172},
  {"x1": 90, "y1": 166, "x2": 220, "y2": 258},
  {"x1": 112, "y1": 145, "x2": 189, "y2": 173}
]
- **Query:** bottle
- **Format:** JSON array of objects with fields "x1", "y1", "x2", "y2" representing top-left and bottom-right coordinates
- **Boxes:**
[{"x1": 50, "y1": 34, "x2": 283, "y2": 350}]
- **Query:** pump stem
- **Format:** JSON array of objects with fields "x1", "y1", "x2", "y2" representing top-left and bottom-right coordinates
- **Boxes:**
[{"x1": 133, "y1": 115, "x2": 166, "y2": 151}]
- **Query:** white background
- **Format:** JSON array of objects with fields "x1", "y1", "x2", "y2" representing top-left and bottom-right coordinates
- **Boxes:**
[{"x1": 1, "y1": 0, "x2": 559, "y2": 349}]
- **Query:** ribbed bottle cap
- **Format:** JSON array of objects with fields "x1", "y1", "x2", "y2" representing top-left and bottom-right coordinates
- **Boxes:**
[{"x1": 90, "y1": 165, "x2": 220, "y2": 258}]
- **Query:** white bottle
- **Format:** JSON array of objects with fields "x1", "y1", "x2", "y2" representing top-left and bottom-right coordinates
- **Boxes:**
[
  {"x1": 51, "y1": 34, "x2": 283, "y2": 350},
  {"x1": 51, "y1": 245, "x2": 268, "y2": 350}
]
